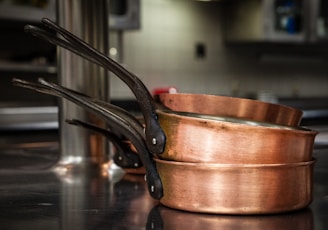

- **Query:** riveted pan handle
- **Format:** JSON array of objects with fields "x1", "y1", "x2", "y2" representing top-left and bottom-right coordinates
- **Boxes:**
[
  {"x1": 12, "y1": 78, "x2": 163, "y2": 199},
  {"x1": 24, "y1": 18, "x2": 166, "y2": 155},
  {"x1": 66, "y1": 119, "x2": 142, "y2": 169}
]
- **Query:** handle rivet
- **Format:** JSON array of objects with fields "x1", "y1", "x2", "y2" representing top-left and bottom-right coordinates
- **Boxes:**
[
  {"x1": 134, "y1": 163, "x2": 139, "y2": 167},
  {"x1": 118, "y1": 156, "x2": 122, "y2": 161},
  {"x1": 151, "y1": 185, "x2": 155, "y2": 193},
  {"x1": 152, "y1": 138, "x2": 157, "y2": 145}
]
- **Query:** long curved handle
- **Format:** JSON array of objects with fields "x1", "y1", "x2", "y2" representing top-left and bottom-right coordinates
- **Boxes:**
[
  {"x1": 66, "y1": 119, "x2": 142, "y2": 169},
  {"x1": 45, "y1": 80, "x2": 145, "y2": 138},
  {"x1": 24, "y1": 18, "x2": 166, "y2": 155},
  {"x1": 12, "y1": 78, "x2": 163, "y2": 199}
]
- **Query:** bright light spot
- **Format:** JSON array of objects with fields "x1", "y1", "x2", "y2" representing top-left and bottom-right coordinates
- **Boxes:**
[
  {"x1": 169, "y1": 87, "x2": 178, "y2": 93},
  {"x1": 109, "y1": 47, "x2": 117, "y2": 56}
]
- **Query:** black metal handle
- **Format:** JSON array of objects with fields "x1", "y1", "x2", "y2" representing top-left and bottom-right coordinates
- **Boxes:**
[
  {"x1": 12, "y1": 78, "x2": 163, "y2": 199},
  {"x1": 66, "y1": 119, "x2": 142, "y2": 169},
  {"x1": 24, "y1": 18, "x2": 166, "y2": 155}
]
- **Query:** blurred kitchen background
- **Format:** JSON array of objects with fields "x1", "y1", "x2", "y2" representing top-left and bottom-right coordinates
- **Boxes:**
[
  {"x1": 0, "y1": 0, "x2": 328, "y2": 130},
  {"x1": 1, "y1": 3, "x2": 328, "y2": 229}
]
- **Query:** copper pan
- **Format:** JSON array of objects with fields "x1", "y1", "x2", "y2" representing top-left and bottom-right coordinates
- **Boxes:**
[
  {"x1": 14, "y1": 77, "x2": 317, "y2": 166},
  {"x1": 157, "y1": 93, "x2": 303, "y2": 126},
  {"x1": 155, "y1": 158, "x2": 315, "y2": 214},
  {"x1": 157, "y1": 110, "x2": 317, "y2": 163},
  {"x1": 12, "y1": 66, "x2": 316, "y2": 212},
  {"x1": 14, "y1": 19, "x2": 318, "y2": 205}
]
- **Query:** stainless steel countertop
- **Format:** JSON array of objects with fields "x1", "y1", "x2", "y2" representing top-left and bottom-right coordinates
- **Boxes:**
[{"x1": 0, "y1": 131, "x2": 327, "y2": 229}]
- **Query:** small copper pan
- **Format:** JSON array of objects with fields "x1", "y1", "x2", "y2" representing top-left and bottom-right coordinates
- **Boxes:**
[
  {"x1": 155, "y1": 158, "x2": 315, "y2": 214},
  {"x1": 157, "y1": 110, "x2": 317, "y2": 164},
  {"x1": 157, "y1": 111, "x2": 317, "y2": 164},
  {"x1": 157, "y1": 93, "x2": 303, "y2": 126}
]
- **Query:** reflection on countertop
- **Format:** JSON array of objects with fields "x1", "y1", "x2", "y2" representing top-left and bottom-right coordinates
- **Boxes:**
[
  {"x1": 148, "y1": 205, "x2": 314, "y2": 230},
  {"x1": 0, "y1": 167, "x2": 324, "y2": 230},
  {"x1": 0, "y1": 169, "x2": 158, "y2": 230},
  {"x1": 0, "y1": 131, "x2": 327, "y2": 229}
]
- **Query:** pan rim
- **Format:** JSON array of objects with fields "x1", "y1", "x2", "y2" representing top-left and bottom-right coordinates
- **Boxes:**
[
  {"x1": 156, "y1": 109, "x2": 317, "y2": 134},
  {"x1": 154, "y1": 157, "x2": 316, "y2": 168},
  {"x1": 158, "y1": 92, "x2": 303, "y2": 115}
]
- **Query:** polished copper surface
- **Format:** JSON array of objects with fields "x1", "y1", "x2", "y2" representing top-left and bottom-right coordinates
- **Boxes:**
[
  {"x1": 155, "y1": 158, "x2": 314, "y2": 214},
  {"x1": 158, "y1": 93, "x2": 303, "y2": 126},
  {"x1": 157, "y1": 110, "x2": 317, "y2": 163}
]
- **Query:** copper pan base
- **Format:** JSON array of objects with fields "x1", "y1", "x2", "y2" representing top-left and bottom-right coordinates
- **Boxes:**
[{"x1": 155, "y1": 158, "x2": 315, "y2": 214}]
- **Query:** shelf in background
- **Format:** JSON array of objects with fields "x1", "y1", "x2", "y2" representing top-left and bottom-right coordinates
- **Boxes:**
[{"x1": 0, "y1": 61, "x2": 56, "y2": 74}]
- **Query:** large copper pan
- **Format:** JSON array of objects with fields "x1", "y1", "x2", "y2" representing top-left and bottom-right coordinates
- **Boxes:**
[
  {"x1": 13, "y1": 78, "x2": 317, "y2": 210},
  {"x1": 155, "y1": 158, "x2": 315, "y2": 214},
  {"x1": 14, "y1": 19, "x2": 318, "y2": 211},
  {"x1": 157, "y1": 93, "x2": 303, "y2": 126},
  {"x1": 157, "y1": 110, "x2": 317, "y2": 163}
]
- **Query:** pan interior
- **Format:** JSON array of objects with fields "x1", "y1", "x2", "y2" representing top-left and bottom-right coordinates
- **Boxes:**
[{"x1": 158, "y1": 110, "x2": 310, "y2": 131}]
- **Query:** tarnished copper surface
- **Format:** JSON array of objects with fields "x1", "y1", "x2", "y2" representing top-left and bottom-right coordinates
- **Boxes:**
[
  {"x1": 157, "y1": 110, "x2": 317, "y2": 164},
  {"x1": 155, "y1": 158, "x2": 315, "y2": 214},
  {"x1": 158, "y1": 93, "x2": 303, "y2": 126}
]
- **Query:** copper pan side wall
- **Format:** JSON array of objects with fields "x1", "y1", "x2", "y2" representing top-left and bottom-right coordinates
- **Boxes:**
[{"x1": 56, "y1": 0, "x2": 109, "y2": 168}]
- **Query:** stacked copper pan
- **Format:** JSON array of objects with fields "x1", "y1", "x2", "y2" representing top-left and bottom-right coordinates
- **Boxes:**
[
  {"x1": 154, "y1": 93, "x2": 317, "y2": 214},
  {"x1": 14, "y1": 18, "x2": 318, "y2": 216}
]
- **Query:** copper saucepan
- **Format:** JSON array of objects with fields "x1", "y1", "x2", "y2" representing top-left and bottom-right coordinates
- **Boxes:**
[
  {"x1": 13, "y1": 19, "x2": 318, "y2": 213},
  {"x1": 157, "y1": 93, "x2": 303, "y2": 126},
  {"x1": 66, "y1": 103, "x2": 316, "y2": 164},
  {"x1": 155, "y1": 158, "x2": 315, "y2": 214},
  {"x1": 12, "y1": 77, "x2": 317, "y2": 214},
  {"x1": 157, "y1": 110, "x2": 317, "y2": 163},
  {"x1": 13, "y1": 78, "x2": 316, "y2": 213},
  {"x1": 12, "y1": 78, "x2": 317, "y2": 166}
]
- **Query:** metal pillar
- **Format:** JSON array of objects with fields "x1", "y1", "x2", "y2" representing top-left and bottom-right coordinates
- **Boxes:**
[{"x1": 56, "y1": 0, "x2": 109, "y2": 171}]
